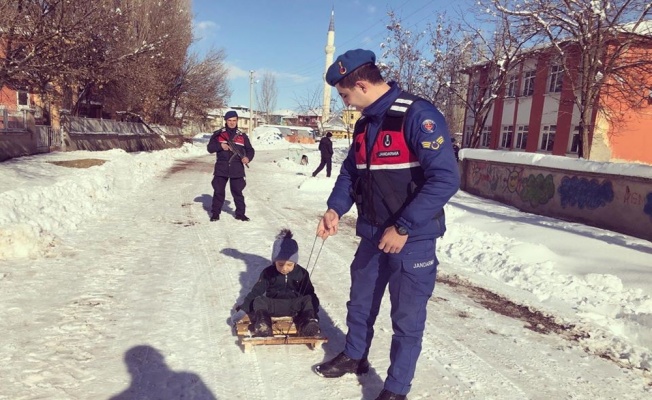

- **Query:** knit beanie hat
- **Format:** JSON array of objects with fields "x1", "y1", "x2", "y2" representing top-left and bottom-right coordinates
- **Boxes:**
[
  {"x1": 224, "y1": 110, "x2": 238, "y2": 119},
  {"x1": 271, "y1": 229, "x2": 299, "y2": 264}
]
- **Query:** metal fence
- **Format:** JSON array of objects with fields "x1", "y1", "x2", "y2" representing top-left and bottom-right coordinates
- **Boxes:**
[
  {"x1": 66, "y1": 116, "x2": 183, "y2": 136},
  {"x1": 35, "y1": 125, "x2": 53, "y2": 152},
  {"x1": 0, "y1": 108, "x2": 29, "y2": 132}
]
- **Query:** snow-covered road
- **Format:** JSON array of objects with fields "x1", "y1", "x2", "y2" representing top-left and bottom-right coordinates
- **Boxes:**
[{"x1": 1, "y1": 147, "x2": 650, "y2": 399}]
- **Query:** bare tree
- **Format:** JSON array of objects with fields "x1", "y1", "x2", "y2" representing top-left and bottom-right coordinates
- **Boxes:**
[
  {"x1": 256, "y1": 71, "x2": 277, "y2": 125},
  {"x1": 380, "y1": 11, "x2": 427, "y2": 95},
  {"x1": 0, "y1": 0, "x2": 193, "y2": 126},
  {"x1": 459, "y1": 12, "x2": 541, "y2": 148},
  {"x1": 0, "y1": 1, "x2": 124, "y2": 93},
  {"x1": 106, "y1": 0, "x2": 193, "y2": 124},
  {"x1": 489, "y1": 0, "x2": 652, "y2": 158},
  {"x1": 169, "y1": 48, "x2": 231, "y2": 125},
  {"x1": 294, "y1": 85, "x2": 323, "y2": 131},
  {"x1": 379, "y1": 8, "x2": 538, "y2": 147}
]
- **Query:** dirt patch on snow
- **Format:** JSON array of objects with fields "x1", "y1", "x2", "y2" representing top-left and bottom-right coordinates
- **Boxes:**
[
  {"x1": 48, "y1": 159, "x2": 107, "y2": 168},
  {"x1": 438, "y1": 274, "x2": 587, "y2": 339}
]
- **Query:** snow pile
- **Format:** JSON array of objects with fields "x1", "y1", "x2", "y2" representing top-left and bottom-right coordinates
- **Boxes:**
[
  {"x1": 251, "y1": 126, "x2": 285, "y2": 147},
  {"x1": 0, "y1": 144, "x2": 203, "y2": 260}
]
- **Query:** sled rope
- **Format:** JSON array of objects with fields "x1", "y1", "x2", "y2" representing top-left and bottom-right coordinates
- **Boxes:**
[{"x1": 282, "y1": 235, "x2": 326, "y2": 338}]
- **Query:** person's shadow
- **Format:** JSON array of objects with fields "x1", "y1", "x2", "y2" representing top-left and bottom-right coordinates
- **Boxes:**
[
  {"x1": 109, "y1": 345, "x2": 216, "y2": 400},
  {"x1": 220, "y1": 247, "x2": 384, "y2": 398},
  {"x1": 194, "y1": 194, "x2": 234, "y2": 218},
  {"x1": 220, "y1": 248, "x2": 269, "y2": 307}
]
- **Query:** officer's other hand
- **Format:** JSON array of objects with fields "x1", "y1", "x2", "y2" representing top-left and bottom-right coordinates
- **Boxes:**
[
  {"x1": 378, "y1": 226, "x2": 408, "y2": 254},
  {"x1": 241, "y1": 157, "x2": 250, "y2": 165},
  {"x1": 220, "y1": 142, "x2": 230, "y2": 151},
  {"x1": 317, "y1": 209, "x2": 339, "y2": 239}
]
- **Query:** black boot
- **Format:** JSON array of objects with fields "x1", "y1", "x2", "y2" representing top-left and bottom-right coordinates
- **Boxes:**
[
  {"x1": 296, "y1": 310, "x2": 320, "y2": 336},
  {"x1": 314, "y1": 352, "x2": 370, "y2": 378},
  {"x1": 210, "y1": 213, "x2": 220, "y2": 221},
  {"x1": 252, "y1": 310, "x2": 272, "y2": 337},
  {"x1": 375, "y1": 389, "x2": 407, "y2": 400},
  {"x1": 235, "y1": 214, "x2": 250, "y2": 221}
]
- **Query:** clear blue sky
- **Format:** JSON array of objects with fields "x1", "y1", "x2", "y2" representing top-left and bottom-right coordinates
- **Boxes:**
[{"x1": 190, "y1": 0, "x2": 471, "y2": 111}]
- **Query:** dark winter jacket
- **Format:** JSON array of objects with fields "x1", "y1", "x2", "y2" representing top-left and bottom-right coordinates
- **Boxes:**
[
  {"x1": 240, "y1": 264, "x2": 319, "y2": 314},
  {"x1": 318, "y1": 136, "x2": 334, "y2": 159},
  {"x1": 326, "y1": 82, "x2": 460, "y2": 243},
  {"x1": 207, "y1": 127, "x2": 255, "y2": 178}
]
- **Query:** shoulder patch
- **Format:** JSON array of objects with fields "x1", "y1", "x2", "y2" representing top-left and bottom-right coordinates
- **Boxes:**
[{"x1": 421, "y1": 119, "x2": 436, "y2": 134}]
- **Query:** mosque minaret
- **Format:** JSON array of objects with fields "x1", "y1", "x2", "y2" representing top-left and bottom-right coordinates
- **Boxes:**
[{"x1": 322, "y1": 9, "x2": 335, "y2": 124}]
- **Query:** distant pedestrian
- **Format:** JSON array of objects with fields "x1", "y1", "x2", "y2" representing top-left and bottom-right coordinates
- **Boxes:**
[
  {"x1": 451, "y1": 137, "x2": 460, "y2": 162},
  {"x1": 312, "y1": 132, "x2": 334, "y2": 177},
  {"x1": 207, "y1": 111, "x2": 255, "y2": 222}
]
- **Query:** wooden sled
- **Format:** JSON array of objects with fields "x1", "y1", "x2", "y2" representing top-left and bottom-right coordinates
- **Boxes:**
[{"x1": 234, "y1": 315, "x2": 328, "y2": 353}]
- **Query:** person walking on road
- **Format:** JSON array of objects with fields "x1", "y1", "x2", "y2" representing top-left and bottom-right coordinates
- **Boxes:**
[
  {"x1": 312, "y1": 131, "x2": 334, "y2": 177},
  {"x1": 207, "y1": 110, "x2": 255, "y2": 222}
]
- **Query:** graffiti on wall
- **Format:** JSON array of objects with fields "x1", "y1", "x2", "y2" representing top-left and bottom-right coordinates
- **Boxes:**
[
  {"x1": 519, "y1": 173, "x2": 555, "y2": 207},
  {"x1": 470, "y1": 161, "x2": 502, "y2": 191},
  {"x1": 558, "y1": 176, "x2": 614, "y2": 209},
  {"x1": 469, "y1": 161, "x2": 555, "y2": 207},
  {"x1": 464, "y1": 159, "x2": 652, "y2": 240},
  {"x1": 644, "y1": 192, "x2": 652, "y2": 218},
  {"x1": 623, "y1": 186, "x2": 644, "y2": 206}
]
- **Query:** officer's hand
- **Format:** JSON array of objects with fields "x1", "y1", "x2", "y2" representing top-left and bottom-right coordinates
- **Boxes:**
[
  {"x1": 241, "y1": 157, "x2": 250, "y2": 165},
  {"x1": 220, "y1": 142, "x2": 230, "y2": 151},
  {"x1": 317, "y1": 209, "x2": 339, "y2": 239},
  {"x1": 378, "y1": 226, "x2": 408, "y2": 254}
]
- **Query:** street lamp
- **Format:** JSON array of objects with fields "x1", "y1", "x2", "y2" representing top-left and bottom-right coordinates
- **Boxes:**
[{"x1": 249, "y1": 70, "x2": 254, "y2": 133}]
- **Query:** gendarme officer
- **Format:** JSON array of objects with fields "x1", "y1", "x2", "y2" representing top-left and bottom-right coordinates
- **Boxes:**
[
  {"x1": 207, "y1": 110, "x2": 255, "y2": 221},
  {"x1": 314, "y1": 49, "x2": 460, "y2": 400}
]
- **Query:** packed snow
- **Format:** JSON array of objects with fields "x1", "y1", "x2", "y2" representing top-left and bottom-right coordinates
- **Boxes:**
[{"x1": 0, "y1": 132, "x2": 650, "y2": 399}]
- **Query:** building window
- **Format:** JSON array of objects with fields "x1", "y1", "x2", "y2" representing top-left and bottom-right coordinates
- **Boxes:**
[
  {"x1": 464, "y1": 125, "x2": 473, "y2": 147},
  {"x1": 17, "y1": 90, "x2": 29, "y2": 108},
  {"x1": 515, "y1": 125, "x2": 528, "y2": 150},
  {"x1": 500, "y1": 125, "x2": 513, "y2": 148},
  {"x1": 569, "y1": 126, "x2": 581, "y2": 153},
  {"x1": 522, "y1": 71, "x2": 535, "y2": 96},
  {"x1": 480, "y1": 126, "x2": 492, "y2": 148},
  {"x1": 548, "y1": 64, "x2": 563, "y2": 93},
  {"x1": 540, "y1": 124, "x2": 556, "y2": 151},
  {"x1": 471, "y1": 83, "x2": 480, "y2": 105},
  {"x1": 506, "y1": 75, "x2": 517, "y2": 97}
]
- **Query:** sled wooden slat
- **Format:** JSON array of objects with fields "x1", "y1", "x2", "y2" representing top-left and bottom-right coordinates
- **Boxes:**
[
  {"x1": 240, "y1": 335, "x2": 328, "y2": 353},
  {"x1": 234, "y1": 315, "x2": 298, "y2": 336}
]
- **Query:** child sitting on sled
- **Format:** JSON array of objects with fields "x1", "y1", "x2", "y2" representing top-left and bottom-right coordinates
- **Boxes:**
[{"x1": 234, "y1": 229, "x2": 321, "y2": 337}]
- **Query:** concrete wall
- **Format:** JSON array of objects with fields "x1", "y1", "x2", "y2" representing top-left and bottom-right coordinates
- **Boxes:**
[
  {"x1": 460, "y1": 158, "x2": 652, "y2": 241},
  {"x1": 0, "y1": 132, "x2": 38, "y2": 161},
  {"x1": 64, "y1": 133, "x2": 186, "y2": 152}
]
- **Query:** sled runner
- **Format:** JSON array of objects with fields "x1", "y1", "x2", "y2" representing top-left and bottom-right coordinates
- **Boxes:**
[{"x1": 233, "y1": 314, "x2": 328, "y2": 353}]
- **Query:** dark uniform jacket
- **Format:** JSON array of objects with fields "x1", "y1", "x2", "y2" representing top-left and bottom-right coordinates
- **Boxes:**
[
  {"x1": 241, "y1": 264, "x2": 320, "y2": 314},
  {"x1": 326, "y1": 83, "x2": 460, "y2": 243},
  {"x1": 207, "y1": 127, "x2": 255, "y2": 178},
  {"x1": 318, "y1": 136, "x2": 334, "y2": 159}
]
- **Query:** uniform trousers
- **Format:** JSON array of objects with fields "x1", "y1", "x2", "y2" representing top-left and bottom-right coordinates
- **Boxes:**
[
  {"x1": 343, "y1": 236, "x2": 438, "y2": 395},
  {"x1": 211, "y1": 175, "x2": 246, "y2": 216}
]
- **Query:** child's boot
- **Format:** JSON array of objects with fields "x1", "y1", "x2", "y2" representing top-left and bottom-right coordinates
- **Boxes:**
[
  {"x1": 253, "y1": 310, "x2": 273, "y2": 337},
  {"x1": 296, "y1": 310, "x2": 320, "y2": 336}
]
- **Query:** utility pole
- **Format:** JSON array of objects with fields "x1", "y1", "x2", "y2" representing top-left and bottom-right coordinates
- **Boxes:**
[{"x1": 249, "y1": 70, "x2": 255, "y2": 133}]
